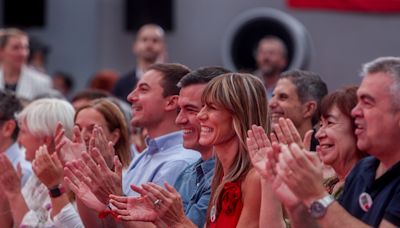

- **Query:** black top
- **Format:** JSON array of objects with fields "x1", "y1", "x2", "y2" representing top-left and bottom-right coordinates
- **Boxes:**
[{"x1": 338, "y1": 156, "x2": 400, "y2": 227}]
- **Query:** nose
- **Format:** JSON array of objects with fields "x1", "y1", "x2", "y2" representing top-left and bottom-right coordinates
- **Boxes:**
[
  {"x1": 315, "y1": 125, "x2": 326, "y2": 141},
  {"x1": 127, "y1": 88, "x2": 138, "y2": 104},
  {"x1": 81, "y1": 128, "x2": 91, "y2": 145},
  {"x1": 268, "y1": 96, "x2": 277, "y2": 108},
  {"x1": 175, "y1": 110, "x2": 188, "y2": 125},
  {"x1": 351, "y1": 102, "x2": 362, "y2": 118},
  {"x1": 197, "y1": 106, "x2": 207, "y2": 121}
]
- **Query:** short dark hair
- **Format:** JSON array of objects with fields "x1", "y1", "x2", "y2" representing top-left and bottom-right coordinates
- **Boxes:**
[
  {"x1": 177, "y1": 66, "x2": 231, "y2": 88},
  {"x1": 0, "y1": 90, "x2": 23, "y2": 140},
  {"x1": 148, "y1": 63, "x2": 191, "y2": 97},
  {"x1": 281, "y1": 69, "x2": 328, "y2": 125}
]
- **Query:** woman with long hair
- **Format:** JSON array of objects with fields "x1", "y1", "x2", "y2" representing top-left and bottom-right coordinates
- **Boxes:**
[{"x1": 198, "y1": 73, "x2": 283, "y2": 228}]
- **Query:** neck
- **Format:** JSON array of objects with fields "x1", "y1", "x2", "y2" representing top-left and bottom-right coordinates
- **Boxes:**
[
  {"x1": 199, "y1": 147, "x2": 214, "y2": 161},
  {"x1": 214, "y1": 136, "x2": 239, "y2": 174},
  {"x1": 332, "y1": 156, "x2": 358, "y2": 181},
  {"x1": 146, "y1": 116, "x2": 180, "y2": 139},
  {"x1": 375, "y1": 149, "x2": 400, "y2": 179},
  {"x1": 3, "y1": 66, "x2": 22, "y2": 84}
]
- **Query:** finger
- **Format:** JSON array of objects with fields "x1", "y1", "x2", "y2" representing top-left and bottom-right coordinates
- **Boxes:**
[
  {"x1": 303, "y1": 130, "x2": 313, "y2": 151},
  {"x1": 72, "y1": 125, "x2": 83, "y2": 143},
  {"x1": 64, "y1": 176, "x2": 80, "y2": 194},
  {"x1": 16, "y1": 162, "x2": 22, "y2": 179},
  {"x1": 88, "y1": 136, "x2": 95, "y2": 153},
  {"x1": 253, "y1": 125, "x2": 271, "y2": 148},
  {"x1": 270, "y1": 132, "x2": 279, "y2": 145},
  {"x1": 273, "y1": 122, "x2": 287, "y2": 144},
  {"x1": 114, "y1": 156, "x2": 122, "y2": 179},
  {"x1": 109, "y1": 194, "x2": 128, "y2": 203},
  {"x1": 142, "y1": 184, "x2": 166, "y2": 201},
  {"x1": 164, "y1": 182, "x2": 179, "y2": 195},
  {"x1": 90, "y1": 147, "x2": 109, "y2": 171},
  {"x1": 279, "y1": 118, "x2": 295, "y2": 144},
  {"x1": 51, "y1": 152, "x2": 63, "y2": 169},
  {"x1": 109, "y1": 198, "x2": 128, "y2": 210},
  {"x1": 286, "y1": 118, "x2": 303, "y2": 146},
  {"x1": 147, "y1": 183, "x2": 172, "y2": 198},
  {"x1": 130, "y1": 184, "x2": 147, "y2": 196}
]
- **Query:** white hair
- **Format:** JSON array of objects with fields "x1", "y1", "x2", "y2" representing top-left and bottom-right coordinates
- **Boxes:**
[{"x1": 17, "y1": 98, "x2": 75, "y2": 138}]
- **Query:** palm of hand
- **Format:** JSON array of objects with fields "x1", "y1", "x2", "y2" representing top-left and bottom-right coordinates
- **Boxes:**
[
  {"x1": 126, "y1": 197, "x2": 158, "y2": 221},
  {"x1": 272, "y1": 177, "x2": 300, "y2": 208},
  {"x1": 248, "y1": 144, "x2": 270, "y2": 178},
  {"x1": 60, "y1": 139, "x2": 86, "y2": 162}
]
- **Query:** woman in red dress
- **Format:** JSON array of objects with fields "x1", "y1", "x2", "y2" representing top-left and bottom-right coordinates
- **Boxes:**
[{"x1": 197, "y1": 73, "x2": 284, "y2": 228}]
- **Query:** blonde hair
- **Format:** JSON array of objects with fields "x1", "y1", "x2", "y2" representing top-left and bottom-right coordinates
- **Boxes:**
[{"x1": 203, "y1": 73, "x2": 269, "y2": 226}]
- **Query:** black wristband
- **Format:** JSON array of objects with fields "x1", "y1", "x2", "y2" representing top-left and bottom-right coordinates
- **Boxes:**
[{"x1": 48, "y1": 185, "x2": 65, "y2": 198}]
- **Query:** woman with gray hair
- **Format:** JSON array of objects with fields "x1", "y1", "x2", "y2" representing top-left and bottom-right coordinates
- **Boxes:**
[{"x1": 0, "y1": 98, "x2": 75, "y2": 227}]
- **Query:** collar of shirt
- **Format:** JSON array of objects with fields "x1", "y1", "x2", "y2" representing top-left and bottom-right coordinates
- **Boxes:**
[
  {"x1": 145, "y1": 131, "x2": 184, "y2": 155},
  {"x1": 194, "y1": 158, "x2": 215, "y2": 184}
]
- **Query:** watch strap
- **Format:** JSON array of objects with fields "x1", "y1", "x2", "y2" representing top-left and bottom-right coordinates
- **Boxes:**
[{"x1": 48, "y1": 185, "x2": 65, "y2": 198}]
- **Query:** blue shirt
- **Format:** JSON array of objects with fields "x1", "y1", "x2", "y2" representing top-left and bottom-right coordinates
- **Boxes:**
[
  {"x1": 123, "y1": 131, "x2": 200, "y2": 196},
  {"x1": 5, "y1": 142, "x2": 32, "y2": 187},
  {"x1": 338, "y1": 156, "x2": 400, "y2": 227},
  {"x1": 174, "y1": 157, "x2": 215, "y2": 228}
]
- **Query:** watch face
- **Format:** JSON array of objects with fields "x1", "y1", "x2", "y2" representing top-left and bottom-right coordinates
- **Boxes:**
[{"x1": 310, "y1": 201, "x2": 326, "y2": 218}]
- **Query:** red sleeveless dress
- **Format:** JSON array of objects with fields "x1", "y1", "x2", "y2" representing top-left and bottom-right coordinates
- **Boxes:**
[{"x1": 209, "y1": 180, "x2": 243, "y2": 228}]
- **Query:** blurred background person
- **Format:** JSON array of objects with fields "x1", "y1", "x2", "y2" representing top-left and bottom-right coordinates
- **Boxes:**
[
  {"x1": 52, "y1": 71, "x2": 74, "y2": 98},
  {"x1": 112, "y1": 24, "x2": 166, "y2": 101},
  {"x1": 0, "y1": 28, "x2": 52, "y2": 101},
  {"x1": 88, "y1": 69, "x2": 119, "y2": 93},
  {"x1": 254, "y1": 36, "x2": 288, "y2": 99}
]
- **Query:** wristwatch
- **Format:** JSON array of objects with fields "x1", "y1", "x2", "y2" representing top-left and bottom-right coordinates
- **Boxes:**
[
  {"x1": 309, "y1": 194, "x2": 335, "y2": 219},
  {"x1": 48, "y1": 185, "x2": 65, "y2": 198}
]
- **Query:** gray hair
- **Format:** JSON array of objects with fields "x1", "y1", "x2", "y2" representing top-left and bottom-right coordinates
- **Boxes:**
[
  {"x1": 361, "y1": 57, "x2": 400, "y2": 109},
  {"x1": 280, "y1": 69, "x2": 328, "y2": 125},
  {"x1": 17, "y1": 98, "x2": 75, "y2": 138}
]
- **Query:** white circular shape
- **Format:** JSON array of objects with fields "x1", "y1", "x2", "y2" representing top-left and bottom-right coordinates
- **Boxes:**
[{"x1": 221, "y1": 8, "x2": 313, "y2": 71}]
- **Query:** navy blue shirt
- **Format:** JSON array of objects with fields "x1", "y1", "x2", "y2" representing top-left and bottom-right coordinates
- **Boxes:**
[
  {"x1": 174, "y1": 158, "x2": 215, "y2": 228},
  {"x1": 338, "y1": 156, "x2": 400, "y2": 227}
]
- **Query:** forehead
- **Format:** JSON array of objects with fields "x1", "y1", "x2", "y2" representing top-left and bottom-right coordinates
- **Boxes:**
[
  {"x1": 139, "y1": 70, "x2": 163, "y2": 85},
  {"x1": 358, "y1": 72, "x2": 394, "y2": 99},
  {"x1": 137, "y1": 27, "x2": 163, "y2": 40},
  {"x1": 274, "y1": 78, "x2": 298, "y2": 95},
  {"x1": 258, "y1": 40, "x2": 283, "y2": 51},
  {"x1": 76, "y1": 108, "x2": 106, "y2": 123},
  {"x1": 178, "y1": 84, "x2": 207, "y2": 106},
  {"x1": 4, "y1": 35, "x2": 28, "y2": 46}
]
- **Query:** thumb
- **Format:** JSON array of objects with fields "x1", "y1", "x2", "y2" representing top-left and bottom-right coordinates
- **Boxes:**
[
  {"x1": 303, "y1": 130, "x2": 314, "y2": 151},
  {"x1": 113, "y1": 155, "x2": 122, "y2": 178},
  {"x1": 17, "y1": 162, "x2": 22, "y2": 179}
]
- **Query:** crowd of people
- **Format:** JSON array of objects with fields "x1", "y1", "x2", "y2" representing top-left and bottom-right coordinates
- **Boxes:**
[{"x1": 0, "y1": 24, "x2": 399, "y2": 228}]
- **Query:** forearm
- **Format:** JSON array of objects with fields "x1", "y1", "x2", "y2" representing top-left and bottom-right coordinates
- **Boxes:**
[
  {"x1": 7, "y1": 192, "x2": 29, "y2": 227},
  {"x1": 0, "y1": 195, "x2": 13, "y2": 228},
  {"x1": 286, "y1": 203, "x2": 320, "y2": 228},
  {"x1": 315, "y1": 202, "x2": 372, "y2": 228},
  {"x1": 260, "y1": 179, "x2": 286, "y2": 228},
  {"x1": 77, "y1": 198, "x2": 120, "y2": 228},
  {"x1": 50, "y1": 194, "x2": 71, "y2": 219}
]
